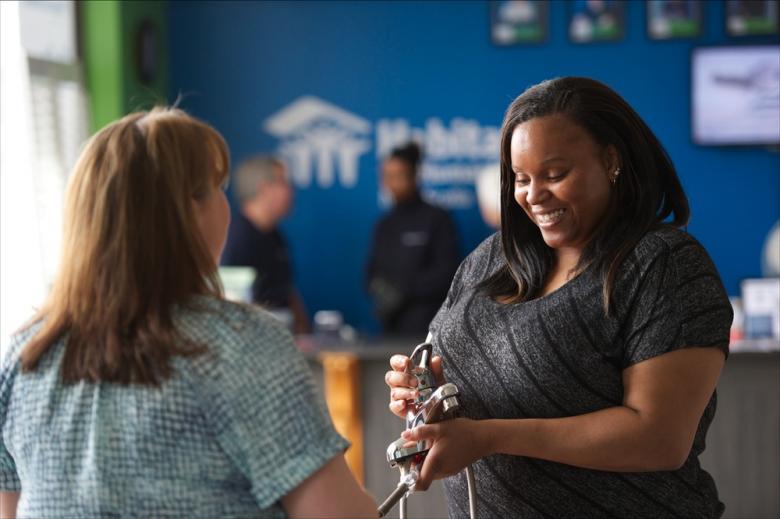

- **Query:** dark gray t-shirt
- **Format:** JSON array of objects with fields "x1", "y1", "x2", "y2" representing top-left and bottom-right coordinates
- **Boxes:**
[{"x1": 429, "y1": 227, "x2": 732, "y2": 519}]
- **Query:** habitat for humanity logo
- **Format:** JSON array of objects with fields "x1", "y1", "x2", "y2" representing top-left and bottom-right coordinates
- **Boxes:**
[
  {"x1": 264, "y1": 95, "x2": 500, "y2": 209},
  {"x1": 263, "y1": 96, "x2": 371, "y2": 188}
]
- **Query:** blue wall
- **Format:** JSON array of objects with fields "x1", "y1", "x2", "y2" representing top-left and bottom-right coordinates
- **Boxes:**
[{"x1": 168, "y1": 1, "x2": 780, "y2": 334}]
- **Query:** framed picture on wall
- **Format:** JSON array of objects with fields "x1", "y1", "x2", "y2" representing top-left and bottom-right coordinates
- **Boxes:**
[
  {"x1": 490, "y1": 0, "x2": 549, "y2": 45},
  {"x1": 569, "y1": 0, "x2": 625, "y2": 43},
  {"x1": 647, "y1": 0, "x2": 703, "y2": 40},
  {"x1": 726, "y1": 0, "x2": 780, "y2": 36}
]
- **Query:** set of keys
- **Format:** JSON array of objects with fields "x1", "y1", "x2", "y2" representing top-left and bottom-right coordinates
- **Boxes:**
[{"x1": 377, "y1": 342, "x2": 464, "y2": 518}]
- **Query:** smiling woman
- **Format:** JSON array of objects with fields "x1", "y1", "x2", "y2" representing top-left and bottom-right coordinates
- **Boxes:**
[
  {"x1": 509, "y1": 114, "x2": 616, "y2": 294},
  {"x1": 487, "y1": 76, "x2": 690, "y2": 313},
  {"x1": 386, "y1": 77, "x2": 732, "y2": 519}
]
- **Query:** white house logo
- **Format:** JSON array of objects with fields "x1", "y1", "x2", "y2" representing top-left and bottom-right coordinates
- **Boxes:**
[
  {"x1": 265, "y1": 95, "x2": 501, "y2": 209},
  {"x1": 264, "y1": 96, "x2": 371, "y2": 188}
]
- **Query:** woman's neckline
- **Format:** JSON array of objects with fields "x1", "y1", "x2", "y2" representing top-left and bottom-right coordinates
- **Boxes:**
[{"x1": 490, "y1": 269, "x2": 586, "y2": 307}]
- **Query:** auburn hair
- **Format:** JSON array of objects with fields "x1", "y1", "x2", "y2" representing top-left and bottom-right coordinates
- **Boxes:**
[{"x1": 21, "y1": 107, "x2": 229, "y2": 385}]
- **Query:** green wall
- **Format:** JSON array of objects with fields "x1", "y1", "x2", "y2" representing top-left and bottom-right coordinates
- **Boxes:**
[{"x1": 81, "y1": 0, "x2": 168, "y2": 132}]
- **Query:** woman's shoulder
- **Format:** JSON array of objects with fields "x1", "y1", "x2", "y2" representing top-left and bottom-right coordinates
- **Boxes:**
[
  {"x1": 631, "y1": 226, "x2": 709, "y2": 265},
  {"x1": 452, "y1": 232, "x2": 503, "y2": 284},
  {"x1": 624, "y1": 226, "x2": 721, "y2": 286},
  {"x1": 464, "y1": 232, "x2": 501, "y2": 262},
  {"x1": 639, "y1": 225, "x2": 701, "y2": 249},
  {"x1": 173, "y1": 298, "x2": 320, "y2": 434},
  {"x1": 467, "y1": 231, "x2": 502, "y2": 264},
  {"x1": 181, "y1": 296, "x2": 289, "y2": 337},
  {"x1": 0, "y1": 322, "x2": 49, "y2": 414},
  {"x1": 2, "y1": 321, "x2": 44, "y2": 373},
  {"x1": 177, "y1": 296, "x2": 294, "y2": 361}
]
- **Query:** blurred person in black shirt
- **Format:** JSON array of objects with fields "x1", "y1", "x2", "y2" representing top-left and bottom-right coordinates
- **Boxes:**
[
  {"x1": 366, "y1": 142, "x2": 459, "y2": 336},
  {"x1": 222, "y1": 155, "x2": 310, "y2": 333}
]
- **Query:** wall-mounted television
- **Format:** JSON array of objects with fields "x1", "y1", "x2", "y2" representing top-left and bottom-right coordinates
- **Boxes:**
[{"x1": 692, "y1": 45, "x2": 780, "y2": 146}]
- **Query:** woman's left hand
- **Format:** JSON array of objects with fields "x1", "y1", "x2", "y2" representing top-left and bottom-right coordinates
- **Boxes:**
[{"x1": 401, "y1": 417, "x2": 491, "y2": 491}]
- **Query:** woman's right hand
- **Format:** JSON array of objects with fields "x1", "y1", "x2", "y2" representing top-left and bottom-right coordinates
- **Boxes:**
[{"x1": 385, "y1": 354, "x2": 445, "y2": 419}]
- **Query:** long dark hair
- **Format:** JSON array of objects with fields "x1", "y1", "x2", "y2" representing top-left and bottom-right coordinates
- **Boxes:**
[{"x1": 480, "y1": 77, "x2": 689, "y2": 314}]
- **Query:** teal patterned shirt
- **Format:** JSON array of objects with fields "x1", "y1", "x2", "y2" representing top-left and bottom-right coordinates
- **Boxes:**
[{"x1": 0, "y1": 297, "x2": 349, "y2": 518}]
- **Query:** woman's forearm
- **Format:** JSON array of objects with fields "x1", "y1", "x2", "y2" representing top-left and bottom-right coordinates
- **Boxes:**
[
  {"x1": 479, "y1": 405, "x2": 692, "y2": 472},
  {"x1": 0, "y1": 491, "x2": 19, "y2": 519}
]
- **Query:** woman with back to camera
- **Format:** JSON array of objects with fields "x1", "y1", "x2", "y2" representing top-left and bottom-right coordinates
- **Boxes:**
[
  {"x1": 366, "y1": 142, "x2": 460, "y2": 336},
  {"x1": 386, "y1": 77, "x2": 732, "y2": 518},
  {"x1": 0, "y1": 107, "x2": 376, "y2": 518}
]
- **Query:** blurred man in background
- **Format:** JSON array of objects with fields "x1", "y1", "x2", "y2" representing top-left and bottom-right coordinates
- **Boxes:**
[
  {"x1": 222, "y1": 155, "x2": 310, "y2": 334},
  {"x1": 366, "y1": 142, "x2": 459, "y2": 336}
]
